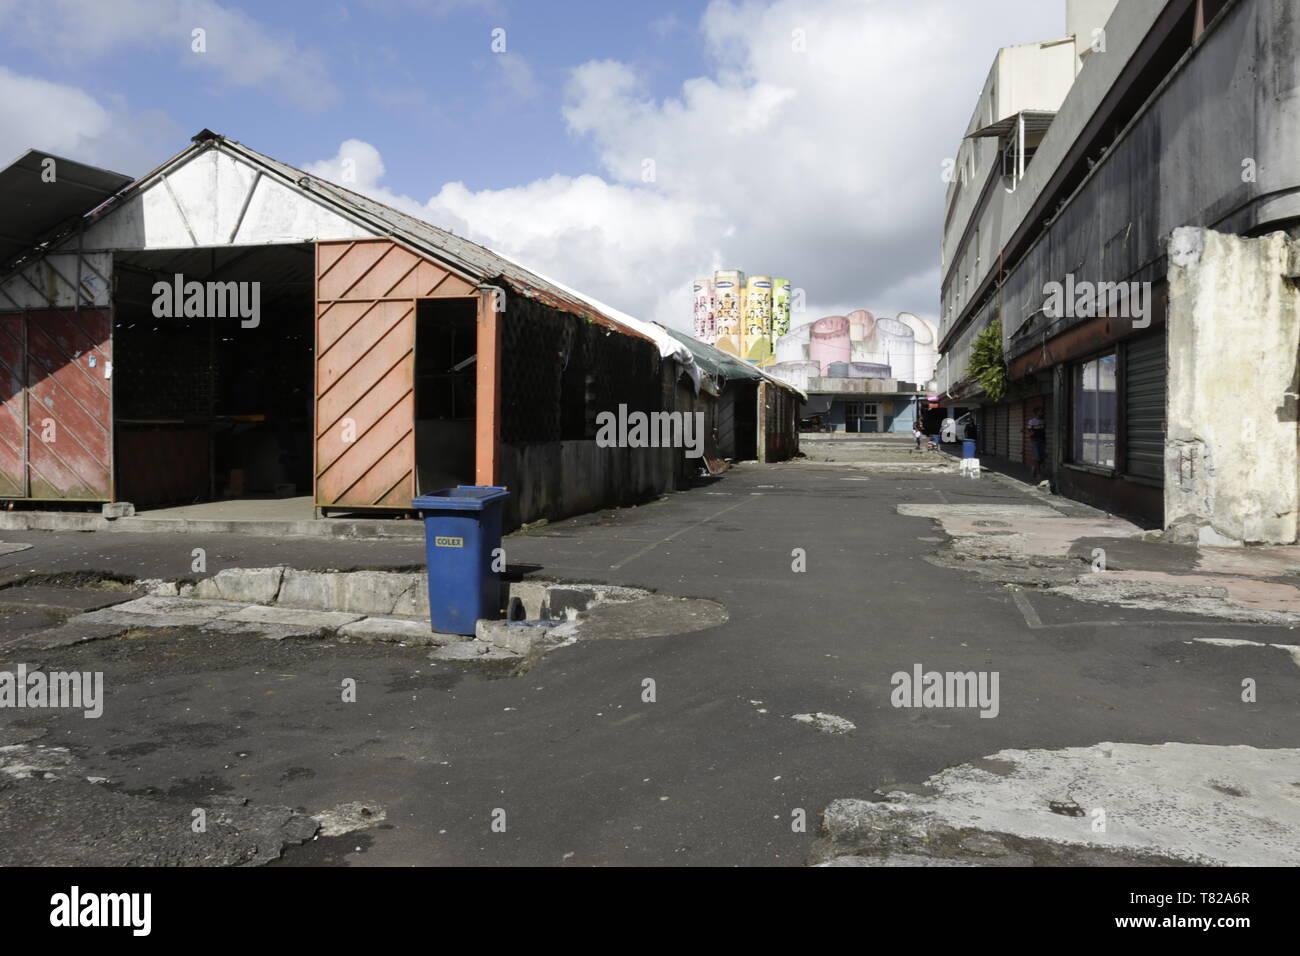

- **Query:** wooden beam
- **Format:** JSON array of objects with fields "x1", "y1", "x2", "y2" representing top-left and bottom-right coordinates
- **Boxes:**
[{"x1": 475, "y1": 290, "x2": 502, "y2": 487}]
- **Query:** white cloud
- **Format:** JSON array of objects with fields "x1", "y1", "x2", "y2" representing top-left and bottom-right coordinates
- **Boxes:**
[
  {"x1": 306, "y1": 0, "x2": 1063, "y2": 331},
  {"x1": 0, "y1": 0, "x2": 337, "y2": 111},
  {"x1": 304, "y1": 138, "x2": 389, "y2": 192},
  {"x1": 0, "y1": 66, "x2": 180, "y2": 175}
]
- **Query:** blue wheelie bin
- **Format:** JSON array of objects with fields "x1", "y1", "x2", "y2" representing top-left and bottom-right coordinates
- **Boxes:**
[
  {"x1": 962, "y1": 439, "x2": 977, "y2": 459},
  {"x1": 413, "y1": 486, "x2": 510, "y2": 635}
]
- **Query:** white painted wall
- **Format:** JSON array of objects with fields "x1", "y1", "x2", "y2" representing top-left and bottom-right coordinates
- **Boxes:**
[
  {"x1": 64, "y1": 149, "x2": 371, "y2": 253},
  {"x1": 0, "y1": 251, "x2": 111, "y2": 309}
]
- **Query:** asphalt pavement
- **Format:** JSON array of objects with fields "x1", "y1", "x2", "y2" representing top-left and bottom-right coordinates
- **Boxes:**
[{"x1": 1, "y1": 459, "x2": 1297, "y2": 865}]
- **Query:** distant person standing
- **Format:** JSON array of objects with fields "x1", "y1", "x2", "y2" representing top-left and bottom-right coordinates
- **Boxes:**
[
  {"x1": 912, "y1": 420, "x2": 924, "y2": 450},
  {"x1": 1026, "y1": 406, "x2": 1047, "y2": 480}
]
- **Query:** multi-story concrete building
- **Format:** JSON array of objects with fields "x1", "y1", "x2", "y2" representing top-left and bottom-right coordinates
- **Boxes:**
[{"x1": 938, "y1": 0, "x2": 1300, "y2": 544}]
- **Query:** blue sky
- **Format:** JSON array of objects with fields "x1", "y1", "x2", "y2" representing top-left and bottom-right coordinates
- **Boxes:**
[
  {"x1": 0, "y1": 0, "x2": 1066, "y2": 328},
  {"x1": 1, "y1": 0, "x2": 719, "y2": 190}
]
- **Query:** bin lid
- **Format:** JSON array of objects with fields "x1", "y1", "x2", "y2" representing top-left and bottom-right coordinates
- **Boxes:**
[{"x1": 413, "y1": 485, "x2": 510, "y2": 511}]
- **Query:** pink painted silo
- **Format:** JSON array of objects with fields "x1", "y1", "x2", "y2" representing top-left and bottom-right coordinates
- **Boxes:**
[{"x1": 809, "y1": 315, "x2": 850, "y2": 374}]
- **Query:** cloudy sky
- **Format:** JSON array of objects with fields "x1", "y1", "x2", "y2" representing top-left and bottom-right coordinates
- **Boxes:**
[{"x1": 0, "y1": 0, "x2": 1063, "y2": 330}]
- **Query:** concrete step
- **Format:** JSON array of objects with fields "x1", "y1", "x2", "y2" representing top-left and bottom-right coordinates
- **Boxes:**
[{"x1": 0, "y1": 511, "x2": 424, "y2": 540}]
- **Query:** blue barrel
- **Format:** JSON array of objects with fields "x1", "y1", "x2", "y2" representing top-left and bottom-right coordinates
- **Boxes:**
[
  {"x1": 413, "y1": 486, "x2": 510, "y2": 635},
  {"x1": 962, "y1": 439, "x2": 976, "y2": 459}
]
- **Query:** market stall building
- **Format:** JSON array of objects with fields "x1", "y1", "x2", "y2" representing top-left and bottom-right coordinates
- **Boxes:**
[{"x1": 0, "y1": 131, "x2": 799, "y2": 529}]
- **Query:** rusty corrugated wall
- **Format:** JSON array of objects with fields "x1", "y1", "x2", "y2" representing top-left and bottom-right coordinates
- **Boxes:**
[
  {"x1": 314, "y1": 238, "x2": 476, "y2": 509},
  {"x1": 0, "y1": 307, "x2": 113, "y2": 500}
]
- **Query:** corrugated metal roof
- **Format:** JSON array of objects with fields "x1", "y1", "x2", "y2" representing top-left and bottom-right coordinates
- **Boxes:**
[
  {"x1": 3, "y1": 130, "x2": 702, "y2": 378},
  {"x1": 0, "y1": 149, "x2": 132, "y2": 271},
  {"x1": 208, "y1": 134, "x2": 656, "y2": 344},
  {"x1": 657, "y1": 325, "x2": 804, "y2": 398}
]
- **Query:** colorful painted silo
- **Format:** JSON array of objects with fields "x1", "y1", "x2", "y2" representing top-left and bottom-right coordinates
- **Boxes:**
[
  {"x1": 742, "y1": 276, "x2": 773, "y2": 364},
  {"x1": 772, "y1": 279, "x2": 791, "y2": 338},
  {"x1": 712, "y1": 270, "x2": 745, "y2": 359},
  {"x1": 693, "y1": 279, "x2": 716, "y2": 343},
  {"x1": 713, "y1": 270, "x2": 744, "y2": 335}
]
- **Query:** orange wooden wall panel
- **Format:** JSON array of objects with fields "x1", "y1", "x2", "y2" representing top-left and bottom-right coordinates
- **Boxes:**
[{"x1": 314, "y1": 240, "x2": 423, "y2": 509}]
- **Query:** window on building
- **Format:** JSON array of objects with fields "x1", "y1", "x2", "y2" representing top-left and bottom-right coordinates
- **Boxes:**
[{"x1": 1072, "y1": 353, "x2": 1117, "y2": 467}]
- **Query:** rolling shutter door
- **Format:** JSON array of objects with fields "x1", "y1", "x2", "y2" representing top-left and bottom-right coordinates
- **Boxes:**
[
  {"x1": 1124, "y1": 332, "x2": 1166, "y2": 484},
  {"x1": 1008, "y1": 403, "x2": 1024, "y2": 463},
  {"x1": 717, "y1": 390, "x2": 736, "y2": 459},
  {"x1": 1041, "y1": 395, "x2": 1053, "y2": 469}
]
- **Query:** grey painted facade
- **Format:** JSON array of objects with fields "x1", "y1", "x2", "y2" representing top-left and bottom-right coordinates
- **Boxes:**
[{"x1": 937, "y1": 0, "x2": 1300, "y2": 538}]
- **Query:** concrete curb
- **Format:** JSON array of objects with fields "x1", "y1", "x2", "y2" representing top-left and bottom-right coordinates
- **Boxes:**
[{"x1": 0, "y1": 512, "x2": 425, "y2": 540}]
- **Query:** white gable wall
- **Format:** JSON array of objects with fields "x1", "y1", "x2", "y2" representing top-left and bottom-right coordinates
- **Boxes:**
[
  {"x1": 1, "y1": 146, "x2": 376, "y2": 309},
  {"x1": 72, "y1": 148, "x2": 374, "y2": 252}
]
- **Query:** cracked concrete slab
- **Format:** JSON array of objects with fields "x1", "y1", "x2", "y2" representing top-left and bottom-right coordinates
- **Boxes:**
[
  {"x1": 902, "y1": 500, "x2": 1300, "y2": 625},
  {"x1": 792, "y1": 712, "x2": 857, "y2": 735},
  {"x1": 3, "y1": 617, "x2": 133, "y2": 650},
  {"x1": 428, "y1": 641, "x2": 522, "y2": 662},
  {"x1": 1052, "y1": 573, "x2": 1300, "y2": 626},
  {"x1": 1196, "y1": 546, "x2": 1300, "y2": 578},
  {"x1": 273, "y1": 569, "x2": 428, "y2": 617},
  {"x1": 338, "y1": 616, "x2": 462, "y2": 646},
  {"x1": 1192, "y1": 637, "x2": 1300, "y2": 669},
  {"x1": 188, "y1": 566, "x2": 286, "y2": 604},
  {"x1": 898, "y1": 503, "x2": 1062, "y2": 520},
  {"x1": 109, "y1": 595, "x2": 238, "y2": 622},
  {"x1": 0, "y1": 585, "x2": 133, "y2": 613},
  {"x1": 818, "y1": 853, "x2": 982, "y2": 867},
  {"x1": 817, "y1": 742, "x2": 1300, "y2": 866},
  {"x1": 222, "y1": 605, "x2": 363, "y2": 629},
  {"x1": 312, "y1": 801, "x2": 387, "y2": 837},
  {"x1": 0, "y1": 745, "x2": 320, "y2": 866}
]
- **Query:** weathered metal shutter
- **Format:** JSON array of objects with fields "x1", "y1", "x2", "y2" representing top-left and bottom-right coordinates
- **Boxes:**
[
  {"x1": 1041, "y1": 394, "x2": 1054, "y2": 469},
  {"x1": 716, "y1": 390, "x2": 736, "y2": 459},
  {"x1": 1008, "y1": 403, "x2": 1024, "y2": 463},
  {"x1": 1124, "y1": 331, "x2": 1166, "y2": 484},
  {"x1": 0, "y1": 308, "x2": 113, "y2": 501}
]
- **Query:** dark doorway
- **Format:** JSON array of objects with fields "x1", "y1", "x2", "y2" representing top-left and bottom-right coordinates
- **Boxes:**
[
  {"x1": 414, "y1": 297, "x2": 477, "y2": 493},
  {"x1": 112, "y1": 244, "x2": 314, "y2": 508},
  {"x1": 733, "y1": 382, "x2": 758, "y2": 460}
]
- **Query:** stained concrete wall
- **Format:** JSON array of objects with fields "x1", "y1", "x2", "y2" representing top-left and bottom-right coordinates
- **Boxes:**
[
  {"x1": 1165, "y1": 227, "x2": 1300, "y2": 544},
  {"x1": 500, "y1": 440, "x2": 675, "y2": 530}
]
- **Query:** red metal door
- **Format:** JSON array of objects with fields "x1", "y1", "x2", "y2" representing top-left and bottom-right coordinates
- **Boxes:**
[
  {"x1": 0, "y1": 308, "x2": 113, "y2": 501},
  {"x1": 24, "y1": 308, "x2": 113, "y2": 500}
]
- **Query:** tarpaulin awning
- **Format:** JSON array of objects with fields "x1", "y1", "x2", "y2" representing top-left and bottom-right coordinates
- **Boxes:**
[{"x1": 801, "y1": 395, "x2": 833, "y2": 416}]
